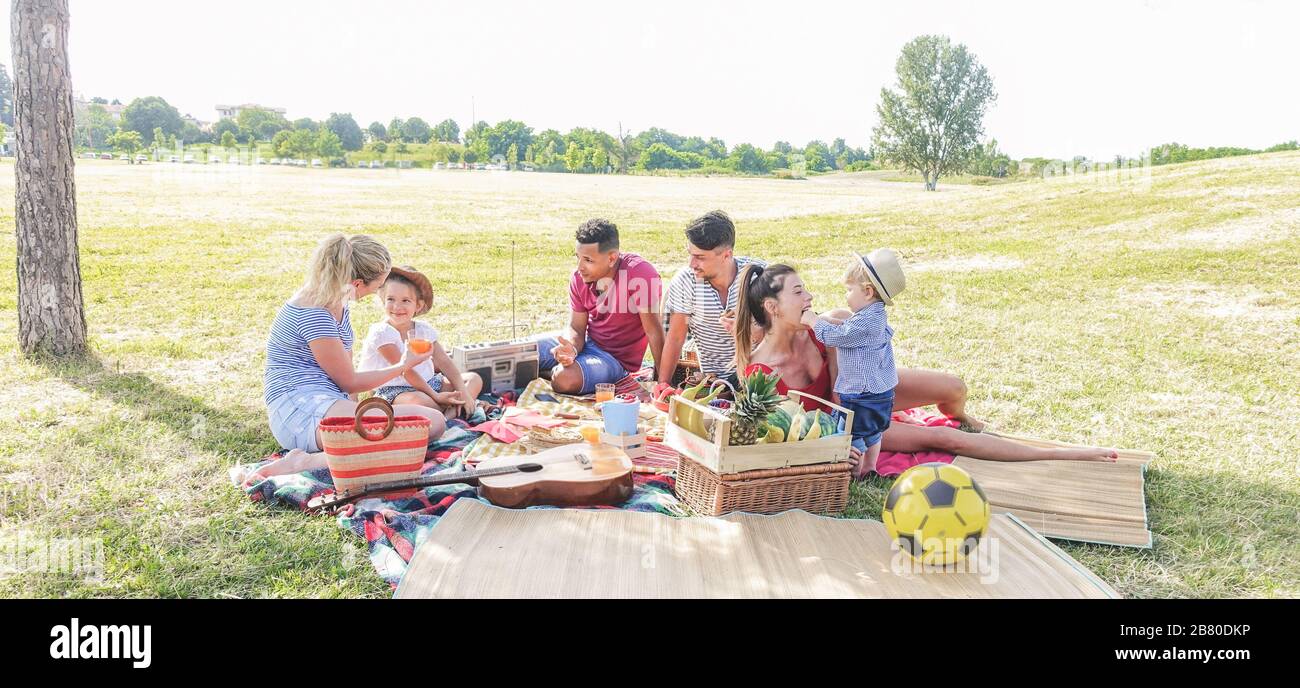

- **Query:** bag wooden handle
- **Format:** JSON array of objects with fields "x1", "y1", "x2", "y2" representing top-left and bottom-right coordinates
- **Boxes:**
[{"x1": 353, "y1": 396, "x2": 395, "y2": 441}]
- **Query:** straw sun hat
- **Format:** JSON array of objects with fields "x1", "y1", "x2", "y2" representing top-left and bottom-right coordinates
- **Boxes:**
[
  {"x1": 386, "y1": 265, "x2": 434, "y2": 315},
  {"x1": 852, "y1": 249, "x2": 906, "y2": 306}
]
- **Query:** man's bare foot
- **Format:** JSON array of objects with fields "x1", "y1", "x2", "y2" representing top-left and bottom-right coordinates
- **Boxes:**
[{"x1": 1054, "y1": 447, "x2": 1118, "y2": 462}]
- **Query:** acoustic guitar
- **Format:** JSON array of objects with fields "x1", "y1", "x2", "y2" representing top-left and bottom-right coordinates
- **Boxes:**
[{"x1": 306, "y1": 442, "x2": 634, "y2": 513}]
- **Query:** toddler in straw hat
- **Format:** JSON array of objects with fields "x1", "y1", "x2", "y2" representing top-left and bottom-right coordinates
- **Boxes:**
[{"x1": 800, "y1": 249, "x2": 905, "y2": 478}]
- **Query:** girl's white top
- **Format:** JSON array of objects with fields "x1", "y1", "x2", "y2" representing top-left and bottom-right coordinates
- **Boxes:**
[{"x1": 357, "y1": 319, "x2": 440, "y2": 388}]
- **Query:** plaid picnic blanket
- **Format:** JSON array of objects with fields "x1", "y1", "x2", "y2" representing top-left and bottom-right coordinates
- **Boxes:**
[
  {"x1": 231, "y1": 381, "x2": 683, "y2": 590},
  {"x1": 462, "y1": 374, "x2": 678, "y2": 469}
]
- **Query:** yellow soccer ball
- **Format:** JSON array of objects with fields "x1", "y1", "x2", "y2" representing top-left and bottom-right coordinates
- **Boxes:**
[{"x1": 882, "y1": 462, "x2": 991, "y2": 565}]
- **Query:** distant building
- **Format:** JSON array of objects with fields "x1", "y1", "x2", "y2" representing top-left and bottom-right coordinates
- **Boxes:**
[
  {"x1": 73, "y1": 94, "x2": 124, "y2": 121},
  {"x1": 215, "y1": 103, "x2": 287, "y2": 121},
  {"x1": 182, "y1": 114, "x2": 213, "y2": 133}
]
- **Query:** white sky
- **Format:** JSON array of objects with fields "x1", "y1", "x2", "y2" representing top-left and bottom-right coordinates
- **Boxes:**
[{"x1": 3, "y1": 0, "x2": 1296, "y2": 159}]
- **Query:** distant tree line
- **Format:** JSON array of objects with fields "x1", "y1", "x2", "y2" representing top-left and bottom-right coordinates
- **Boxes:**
[
  {"x1": 56, "y1": 80, "x2": 1297, "y2": 178},
  {"x1": 66, "y1": 91, "x2": 874, "y2": 175},
  {"x1": 1148, "y1": 140, "x2": 1298, "y2": 166}
]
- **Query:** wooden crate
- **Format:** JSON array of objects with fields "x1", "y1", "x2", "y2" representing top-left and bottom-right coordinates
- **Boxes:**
[
  {"x1": 664, "y1": 390, "x2": 854, "y2": 474},
  {"x1": 599, "y1": 431, "x2": 647, "y2": 460}
]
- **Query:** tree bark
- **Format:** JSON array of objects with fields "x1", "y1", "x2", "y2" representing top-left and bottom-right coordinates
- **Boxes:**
[{"x1": 12, "y1": 0, "x2": 86, "y2": 356}]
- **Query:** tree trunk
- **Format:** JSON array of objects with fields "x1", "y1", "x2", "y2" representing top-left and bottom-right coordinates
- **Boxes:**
[{"x1": 12, "y1": 0, "x2": 86, "y2": 356}]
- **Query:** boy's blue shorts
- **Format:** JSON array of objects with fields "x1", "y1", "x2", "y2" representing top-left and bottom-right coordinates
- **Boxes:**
[{"x1": 836, "y1": 389, "x2": 896, "y2": 452}]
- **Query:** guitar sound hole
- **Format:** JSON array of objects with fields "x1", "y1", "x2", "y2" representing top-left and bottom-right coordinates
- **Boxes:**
[{"x1": 517, "y1": 463, "x2": 544, "y2": 473}]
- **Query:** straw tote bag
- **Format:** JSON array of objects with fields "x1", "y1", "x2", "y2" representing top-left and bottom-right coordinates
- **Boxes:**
[{"x1": 319, "y1": 397, "x2": 430, "y2": 494}]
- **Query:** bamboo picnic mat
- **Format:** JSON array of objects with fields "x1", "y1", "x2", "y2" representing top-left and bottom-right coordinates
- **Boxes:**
[
  {"x1": 954, "y1": 432, "x2": 1155, "y2": 548},
  {"x1": 395, "y1": 499, "x2": 1120, "y2": 599},
  {"x1": 465, "y1": 380, "x2": 1155, "y2": 547}
]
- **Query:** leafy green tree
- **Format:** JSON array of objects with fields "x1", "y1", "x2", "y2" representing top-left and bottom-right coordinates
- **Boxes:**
[
  {"x1": 213, "y1": 118, "x2": 240, "y2": 141},
  {"x1": 395, "y1": 140, "x2": 409, "y2": 154},
  {"x1": 463, "y1": 120, "x2": 491, "y2": 160},
  {"x1": 401, "y1": 117, "x2": 432, "y2": 143},
  {"x1": 75, "y1": 104, "x2": 115, "y2": 149},
  {"x1": 0, "y1": 63, "x2": 13, "y2": 126},
  {"x1": 292, "y1": 117, "x2": 319, "y2": 132},
  {"x1": 803, "y1": 140, "x2": 832, "y2": 172},
  {"x1": 676, "y1": 136, "x2": 726, "y2": 160},
  {"x1": 564, "y1": 144, "x2": 586, "y2": 172},
  {"x1": 966, "y1": 138, "x2": 1012, "y2": 177},
  {"x1": 106, "y1": 129, "x2": 144, "y2": 162},
  {"x1": 220, "y1": 130, "x2": 238, "y2": 152},
  {"x1": 462, "y1": 148, "x2": 478, "y2": 164},
  {"x1": 179, "y1": 120, "x2": 209, "y2": 145},
  {"x1": 728, "y1": 143, "x2": 771, "y2": 174},
  {"x1": 533, "y1": 128, "x2": 565, "y2": 156},
  {"x1": 316, "y1": 129, "x2": 343, "y2": 159},
  {"x1": 447, "y1": 147, "x2": 461, "y2": 164},
  {"x1": 507, "y1": 143, "x2": 519, "y2": 169},
  {"x1": 121, "y1": 96, "x2": 183, "y2": 144},
  {"x1": 633, "y1": 127, "x2": 684, "y2": 152},
  {"x1": 637, "y1": 142, "x2": 690, "y2": 170},
  {"x1": 270, "y1": 130, "x2": 290, "y2": 157},
  {"x1": 367, "y1": 121, "x2": 387, "y2": 142},
  {"x1": 325, "y1": 113, "x2": 364, "y2": 151},
  {"x1": 387, "y1": 118, "x2": 404, "y2": 141},
  {"x1": 432, "y1": 118, "x2": 460, "y2": 143},
  {"x1": 485, "y1": 119, "x2": 534, "y2": 160},
  {"x1": 872, "y1": 34, "x2": 997, "y2": 190},
  {"x1": 237, "y1": 108, "x2": 288, "y2": 142},
  {"x1": 535, "y1": 139, "x2": 559, "y2": 169},
  {"x1": 591, "y1": 147, "x2": 608, "y2": 172},
  {"x1": 286, "y1": 129, "x2": 316, "y2": 159},
  {"x1": 73, "y1": 103, "x2": 116, "y2": 149},
  {"x1": 369, "y1": 140, "x2": 387, "y2": 154}
]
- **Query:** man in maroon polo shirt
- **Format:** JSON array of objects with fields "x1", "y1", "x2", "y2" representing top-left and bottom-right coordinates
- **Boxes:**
[{"x1": 537, "y1": 218, "x2": 666, "y2": 394}]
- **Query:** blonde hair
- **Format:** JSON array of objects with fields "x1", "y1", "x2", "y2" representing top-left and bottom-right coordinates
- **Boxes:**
[
  {"x1": 843, "y1": 256, "x2": 872, "y2": 288},
  {"x1": 294, "y1": 234, "x2": 391, "y2": 309}
]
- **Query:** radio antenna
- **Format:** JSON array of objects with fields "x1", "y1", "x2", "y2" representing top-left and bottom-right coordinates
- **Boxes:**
[{"x1": 511, "y1": 239, "x2": 516, "y2": 339}]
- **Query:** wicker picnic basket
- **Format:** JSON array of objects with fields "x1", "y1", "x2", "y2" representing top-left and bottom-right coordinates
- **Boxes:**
[
  {"x1": 674, "y1": 455, "x2": 852, "y2": 517},
  {"x1": 318, "y1": 397, "x2": 430, "y2": 494}
]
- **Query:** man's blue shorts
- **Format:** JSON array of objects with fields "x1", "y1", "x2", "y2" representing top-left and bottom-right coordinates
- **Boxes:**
[{"x1": 536, "y1": 336, "x2": 626, "y2": 395}]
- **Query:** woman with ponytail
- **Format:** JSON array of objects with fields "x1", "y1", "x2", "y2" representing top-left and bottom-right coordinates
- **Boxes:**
[
  {"x1": 264, "y1": 234, "x2": 447, "y2": 453},
  {"x1": 734, "y1": 263, "x2": 835, "y2": 411},
  {"x1": 737, "y1": 263, "x2": 1116, "y2": 477}
]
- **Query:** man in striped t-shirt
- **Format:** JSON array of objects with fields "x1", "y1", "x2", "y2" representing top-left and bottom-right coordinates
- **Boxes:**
[{"x1": 659, "y1": 210, "x2": 767, "y2": 385}]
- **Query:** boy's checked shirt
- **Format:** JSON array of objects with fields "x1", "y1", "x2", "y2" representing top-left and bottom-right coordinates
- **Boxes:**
[{"x1": 812, "y1": 301, "x2": 898, "y2": 395}]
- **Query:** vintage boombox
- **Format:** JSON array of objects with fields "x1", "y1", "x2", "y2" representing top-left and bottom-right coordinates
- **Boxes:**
[{"x1": 451, "y1": 337, "x2": 540, "y2": 395}]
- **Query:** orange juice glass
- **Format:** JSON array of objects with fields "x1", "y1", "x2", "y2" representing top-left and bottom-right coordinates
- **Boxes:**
[
  {"x1": 408, "y1": 338, "x2": 432, "y2": 354},
  {"x1": 594, "y1": 383, "x2": 616, "y2": 403}
]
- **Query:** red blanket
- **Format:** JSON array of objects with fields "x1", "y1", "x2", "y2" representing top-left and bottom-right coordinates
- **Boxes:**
[{"x1": 874, "y1": 408, "x2": 959, "y2": 477}]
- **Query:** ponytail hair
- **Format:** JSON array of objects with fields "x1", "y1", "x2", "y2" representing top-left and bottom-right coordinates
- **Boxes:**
[
  {"x1": 295, "y1": 234, "x2": 392, "y2": 309},
  {"x1": 733, "y1": 262, "x2": 798, "y2": 372}
]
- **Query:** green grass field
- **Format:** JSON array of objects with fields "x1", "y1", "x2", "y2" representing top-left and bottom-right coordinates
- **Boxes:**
[{"x1": 1, "y1": 153, "x2": 1297, "y2": 598}]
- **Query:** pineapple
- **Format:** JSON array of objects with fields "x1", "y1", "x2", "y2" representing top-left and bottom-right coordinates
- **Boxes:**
[{"x1": 728, "y1": 369, "x2": 784, "y2": 446}]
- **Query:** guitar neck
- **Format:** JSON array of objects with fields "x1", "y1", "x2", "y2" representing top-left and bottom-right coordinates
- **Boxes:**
[{"x1": 337, "y1": 464, "x2": 522, "y2": 501}]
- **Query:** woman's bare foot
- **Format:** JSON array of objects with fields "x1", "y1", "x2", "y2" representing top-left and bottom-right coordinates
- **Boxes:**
[{"x1": 1054, "y1": 447, "x2": 1119, "y2": 462}]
